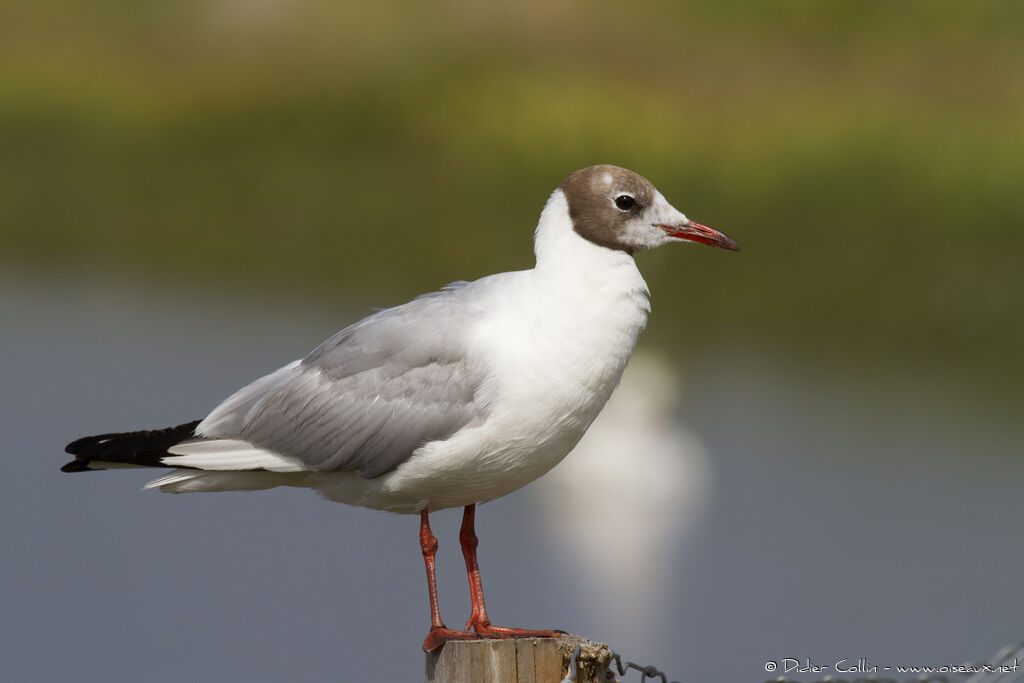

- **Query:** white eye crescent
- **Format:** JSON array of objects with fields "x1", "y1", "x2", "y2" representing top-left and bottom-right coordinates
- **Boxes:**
[{"x1": 614, "y1": 194, "x2": 637, "y2": 211}]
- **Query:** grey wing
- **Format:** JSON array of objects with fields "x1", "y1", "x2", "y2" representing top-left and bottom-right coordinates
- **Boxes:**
[{"x1": 197, "y1": 283, "x2": 487, "y2": 478}]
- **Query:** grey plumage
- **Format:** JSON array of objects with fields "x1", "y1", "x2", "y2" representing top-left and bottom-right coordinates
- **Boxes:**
[{"x1": 193, "y1": 282, "x2": 488, "y2": 477}]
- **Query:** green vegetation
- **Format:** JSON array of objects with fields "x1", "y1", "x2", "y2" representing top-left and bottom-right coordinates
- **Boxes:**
[{"x1": 3, "y1": 1, "x2": 1022, "y2": 399}]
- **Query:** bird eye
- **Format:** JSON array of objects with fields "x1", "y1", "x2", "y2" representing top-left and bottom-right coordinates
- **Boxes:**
[{"x1": 614, "y1": 194, "x2": 637, "y2": 211}]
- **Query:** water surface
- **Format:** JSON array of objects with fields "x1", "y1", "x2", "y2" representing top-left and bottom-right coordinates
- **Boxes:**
[{"x1": 2, "y1": 271, "x2": 1020, "y2": 682}]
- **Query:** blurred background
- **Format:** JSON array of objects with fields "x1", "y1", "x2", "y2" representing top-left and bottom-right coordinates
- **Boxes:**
[{"x1": 2, "y1": 1, "x2": 1022, "y2": 681}]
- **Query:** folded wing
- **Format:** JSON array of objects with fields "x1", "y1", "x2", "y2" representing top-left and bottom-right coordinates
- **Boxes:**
[{"x1": 172, "y1": 284, "x2": 488, "y2": 478}]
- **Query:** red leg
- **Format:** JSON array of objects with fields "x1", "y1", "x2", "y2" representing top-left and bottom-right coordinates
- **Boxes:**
[
  {"x1": 459, "y1": 504, "x2": 563, "y2": 640},
  {"x1": 460, "y1": 503, "x2": 488, "y2": 629},
  {"x1": 419, "y1": 509, "x2": 482, "y2": 652}
]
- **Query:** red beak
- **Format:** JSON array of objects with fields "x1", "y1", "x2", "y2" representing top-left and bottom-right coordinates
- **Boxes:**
[{"x1": 656, "y1": 221, "x2": 740, "y2": 252}]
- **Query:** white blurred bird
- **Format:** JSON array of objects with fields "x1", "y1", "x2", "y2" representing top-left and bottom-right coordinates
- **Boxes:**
[{"x1": 534, "y1": 352, "x2": 713, "y2": 638}]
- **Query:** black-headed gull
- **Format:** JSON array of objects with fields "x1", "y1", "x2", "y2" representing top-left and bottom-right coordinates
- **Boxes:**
[{"x1": 62, "y1": 165, "x2": 739, "y2": 651}]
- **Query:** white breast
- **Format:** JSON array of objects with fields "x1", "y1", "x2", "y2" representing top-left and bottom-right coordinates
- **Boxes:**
[{"x1": 379, "y1": 190, "x2": 652, "y2": 511}]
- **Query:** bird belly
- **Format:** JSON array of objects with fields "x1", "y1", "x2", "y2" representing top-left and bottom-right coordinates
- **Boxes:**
[
  {"x1": 380, "y1": 416, "x2": 591, "y2": 511},
  {"x1": 379, "y1": 306, "x2": 647, "y2": 510}
]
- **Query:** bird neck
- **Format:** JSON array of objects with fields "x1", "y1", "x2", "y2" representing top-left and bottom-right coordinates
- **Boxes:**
[
  {"x1": 533, "y1": 189, "x2": 640, "y2": 275},
  {"x1": 531, "y1": 188, "x2": 651, "y2": 320}
]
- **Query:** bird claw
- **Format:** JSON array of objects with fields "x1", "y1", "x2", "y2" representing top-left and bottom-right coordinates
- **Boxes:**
[
  {"x1": 422, "y1": 626, "x2": 486, "y2": 652},
  {"x1": 465, "y1": 618, "x2": 564, "y2": 640}
]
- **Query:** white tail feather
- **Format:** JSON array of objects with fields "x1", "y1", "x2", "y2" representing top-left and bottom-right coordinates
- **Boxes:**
[
  {"x1": 144, "y1": 470, "x2": 301, "y2": 493},
  {"x1": 163, "y1": 439, "x2": 308, "y2": 472},
  {"x1": 143, "y1": 471, "x2": 201, "y2": 490}
]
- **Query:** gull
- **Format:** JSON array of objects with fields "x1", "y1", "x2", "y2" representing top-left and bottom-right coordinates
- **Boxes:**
[{"x1": 61, "y1": 164, "x2": 739, "y2": 651}]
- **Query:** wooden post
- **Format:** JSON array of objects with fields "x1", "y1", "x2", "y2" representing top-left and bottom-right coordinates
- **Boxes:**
[{"x1": 424, "y1": 634, "x2": 615, "y2": 683}]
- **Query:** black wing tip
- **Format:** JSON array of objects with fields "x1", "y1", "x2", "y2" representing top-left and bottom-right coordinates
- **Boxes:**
[
  {"x1": 65, "y1": 433, "x2": 107, "y2": 456},
  {"x1": 60, "y1": 459, "x2": 95, "y2": 473},
  {"x1": 60, "y1": 420, "x2": 202, "y2": 473}
]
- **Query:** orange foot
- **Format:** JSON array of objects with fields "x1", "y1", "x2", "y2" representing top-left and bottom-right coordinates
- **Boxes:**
[
  {"x1": 466, "y1": 617, "x2": 564, "y2": 640},
  {"x1": 422, "y1": 626, "x2": 486, "y2": 652}
]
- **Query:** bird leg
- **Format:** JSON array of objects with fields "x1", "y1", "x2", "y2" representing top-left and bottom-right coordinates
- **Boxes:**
[
  {"x1": 459, "y1": 503, "x2": 563, "y2": 640},
  {"x1": 419, "y1": 509, "x2": 482, "y2": 652}
]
